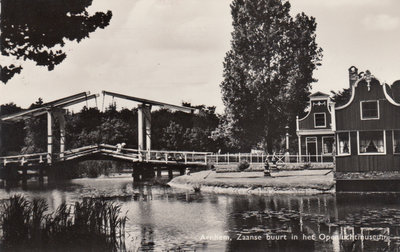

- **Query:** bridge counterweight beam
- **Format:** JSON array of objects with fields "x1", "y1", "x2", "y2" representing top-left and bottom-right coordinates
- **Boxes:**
[{"x1": 47, "y1": 111, "x2": 53, "y2": 164}]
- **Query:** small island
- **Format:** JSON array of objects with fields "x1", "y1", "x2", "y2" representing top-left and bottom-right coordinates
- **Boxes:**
[{"x1": 169, "y1": 169, "x2": 334, "y2": 194}]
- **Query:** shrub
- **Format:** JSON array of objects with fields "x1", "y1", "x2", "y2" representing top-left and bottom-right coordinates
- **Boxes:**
[
  {"x1": 303, "y1": 162, "x2": 312, "y2": 170},
  {"x1": 87, "y1": 166, "x2": 100, "y2": 178},
  {"x1": 237, "y1": 159, "x2": 250, "y2": 171},
  {"x1": 193, "y1": 184, "x2": 201, "y2": 192}
]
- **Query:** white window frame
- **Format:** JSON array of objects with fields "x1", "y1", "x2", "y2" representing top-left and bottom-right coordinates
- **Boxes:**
[
  {"x1": 357, "y1": 130, "x2": 386, "y2": 156},
  {"x1": 305, "y1": 137, "x2": 317, "y2": 156},
  {"x1": 360, "y1": 100, "x2": 380, "y2": 120},
  {"x1": 337, "y1": 131, "x2": 351, "y2": 156},
  {"x1": 314, "y1": 112, "x2": 326, "y2": 128},
  {"x1": 322, "y1": 136, "x2": 334, "y2": 155},
  {"x1": 393, "y1": 130, "x2": 400, "y2": 155}
]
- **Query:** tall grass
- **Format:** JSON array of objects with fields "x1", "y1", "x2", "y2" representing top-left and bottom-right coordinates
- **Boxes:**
[{"x1": 0, "y1": 195, "x2": 127, "y2": 251}]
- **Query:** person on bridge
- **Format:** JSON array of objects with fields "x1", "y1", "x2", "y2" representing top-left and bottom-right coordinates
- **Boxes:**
[{"x1": 116, "y1": 143, "x2": 126, "y2": 153}]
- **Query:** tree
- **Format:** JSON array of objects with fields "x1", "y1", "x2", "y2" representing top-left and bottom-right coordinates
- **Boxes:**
[
  {"x1": 216, "y1": 0, "x2": 322, "y2": 152},
  {"x1": 391, "y1": 81, "x2": 400, "y2": 103},
  {"x1": 22, "y1": 99, "x2": 47, "y2": 154},
  {"x1": 160, "y1": 121, "x2": 185, "y2": 150},
  {"x1": 1, "y1": 0, "x2": 112, "y2": 83},
  {"x1": 97, "y1": 118, "x2": 133, "y2": 145},
  {"x1": 330, "y1": 88, "x2": 351, "y2": 107},
  {"x1": 1, "y1": 98, "x2": 227, "y2": 154},
  {"x1": 0, "y1": 103, "x2": 25, "y2": 155}
]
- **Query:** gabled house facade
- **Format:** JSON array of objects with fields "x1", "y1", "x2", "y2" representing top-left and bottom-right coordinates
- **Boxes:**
[
  {"x1": 295, "y1": 66, "x2": 400, "y2": 190},
  {"x1": 334, "y1": 67, "x2": 400, "y2": 190},
  {"x1": 296, "y1": 92, "x2": 335, "y2": 162}
]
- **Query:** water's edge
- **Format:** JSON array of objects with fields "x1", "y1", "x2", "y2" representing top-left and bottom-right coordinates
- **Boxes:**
[{"x1": 168, "y1": 181, "x2": 335, "y2": 195}]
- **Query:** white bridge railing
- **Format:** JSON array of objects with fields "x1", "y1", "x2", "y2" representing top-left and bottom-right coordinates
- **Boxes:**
[
  {"x1": 0, "y1": 152, "x2": 48, "y2": 166},
  {"x1": 0, "y1": 146, "x2": 334, "y2": 167},
  {"x1": 0, "y1": 144, "x2": 212, "y2": 166},
  {"x1": 95, "y1": 144, "x2": 212, "y2": 165},
  {"x1": 139, "y1": 149, "x2": 212, "y2": 165}
]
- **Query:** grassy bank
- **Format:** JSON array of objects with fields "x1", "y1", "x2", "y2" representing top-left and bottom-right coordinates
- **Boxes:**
[
  {"x1": 169, "y1": 170, "x2": 335, "y2": 194},
  {"x1": 0, "y1": 195, "x2": 127, "y2": 251}
]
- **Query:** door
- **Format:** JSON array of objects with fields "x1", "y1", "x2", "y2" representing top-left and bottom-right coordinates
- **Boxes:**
[{"x1": 306, "y1": 137, "x2": 317, "y2": 162}]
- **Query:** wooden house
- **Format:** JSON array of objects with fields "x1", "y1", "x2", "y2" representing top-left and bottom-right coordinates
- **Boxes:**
[
  {"x1": 335, "y1": 66, "x2": 400, "y2": 191},
  {"x1": 296, "y1": 92, "x2": 335, "y2": 162}
]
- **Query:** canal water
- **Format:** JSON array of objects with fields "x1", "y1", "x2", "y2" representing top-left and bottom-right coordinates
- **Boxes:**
[{"x1": 1, "y1": 174, "x2": 400, "y2": 251}]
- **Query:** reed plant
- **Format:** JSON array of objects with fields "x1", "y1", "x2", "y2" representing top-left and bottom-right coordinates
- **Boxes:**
[{"x1": 0, "y1": 195, "x2": 127, "y2": 251}]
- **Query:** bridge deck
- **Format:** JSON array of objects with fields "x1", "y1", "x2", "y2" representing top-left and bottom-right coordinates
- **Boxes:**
[
  {"x1": 0, "y1": 145, "x2": 334, "y2": 169},
  {"x1": 0, "y1": 144, "x2": 211, "y2": 167}
]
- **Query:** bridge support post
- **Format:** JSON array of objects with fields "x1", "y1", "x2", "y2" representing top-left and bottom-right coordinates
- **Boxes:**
[
  {"x1": 137, "y1": 104, "x2": 144, "y2": 160},
  {"x1": 47, "y1": 111, "x2": 53, "y2": 164},
  {"x1": 156, "y1": 166, "x2": 162, "y2": 177},
  {"x1": 3, "y1": 165, "x2": 10, "y2": 188},
  {"x1": 3, "y1": 164, "x2": 18, "y2": 188},
  {"x1": 143, "y1": 166, "x2": 155, "y2": 179},
  {"x1": 132, "y1": 173, "x2": 141, "y2": 183},
  {"x1": 138, "y1": 104, "x2": 152, "y2": 161},
  {"x1": 38, "y1": 166, "x2": 44, "y2": 186},
  {"x1": 168, "y1": 168, "x2": 173, "y2": 179},
  {"x1": 0, "y1": 163, "x2": 5, "y2": 187},
  {"x1": 21, "y1": 165, "x2": 28, "y2": 189},
  {"x1": 54, "y1": 110, "x2": 66, "y2": 160},
  {"x1": 0, "y1": 107, "x2": 3, "y2": 156},
  {"x1": 143, "y1": 105, "x2": 152, "y2": 160},
  {"x1": 132, "y1": 165, "x2": 142, "y2": 183}
]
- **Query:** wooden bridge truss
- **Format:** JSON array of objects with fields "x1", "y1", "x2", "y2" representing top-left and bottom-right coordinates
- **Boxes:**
[{"x1": 0, "y1": 91, "x2": 206, "y2": 169}]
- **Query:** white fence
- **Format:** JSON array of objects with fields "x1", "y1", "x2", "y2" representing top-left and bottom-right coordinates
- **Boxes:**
[{"x1": 206, "y1": 153, "x2": 334, "y2": 164}]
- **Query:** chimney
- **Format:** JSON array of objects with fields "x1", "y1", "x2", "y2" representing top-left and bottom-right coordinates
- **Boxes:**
[{"x1": 349, "y1": 66, "x2": 358, "y2": 88}]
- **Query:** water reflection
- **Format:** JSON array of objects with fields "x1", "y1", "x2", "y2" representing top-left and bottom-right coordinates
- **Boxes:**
[
  {"x1": 1, "y1": 175, "x2": 400, "y2": 251},
  {"x1": 136, "y1": 184, "x2": 155, "y2": 250},
  {"x1": 226, "y1": 194, "x2": 400, "y2": 251},
  {"x1": 226, "y1": 195, "x2": 335, "y2": 251}
]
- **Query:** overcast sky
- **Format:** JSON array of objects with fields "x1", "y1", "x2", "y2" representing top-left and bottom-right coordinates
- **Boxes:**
[{"x1": 1, "y1": 0, "x2": 400, "y2": 113}]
